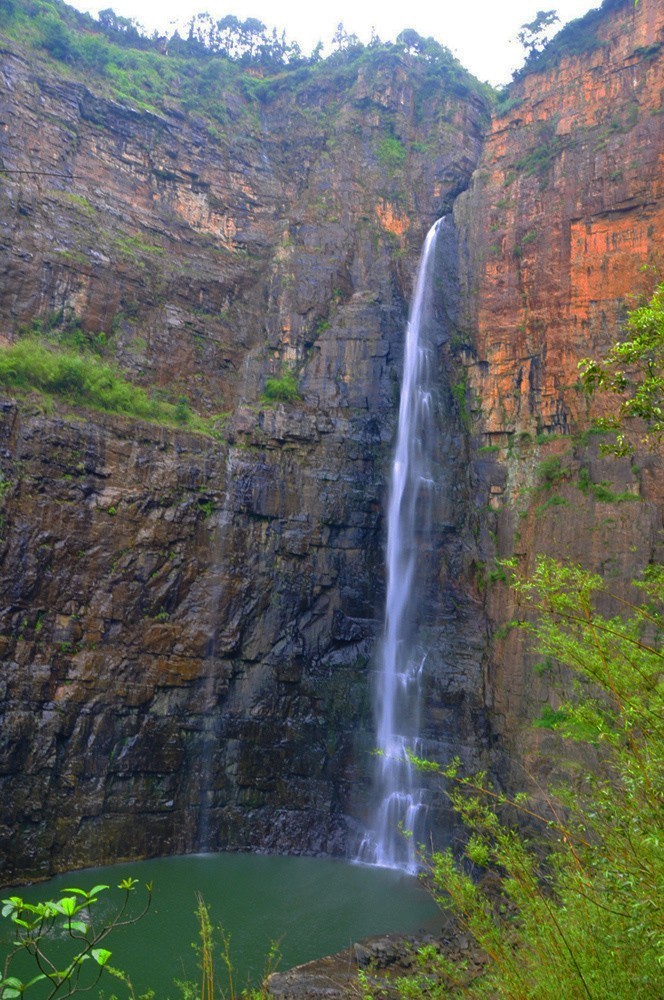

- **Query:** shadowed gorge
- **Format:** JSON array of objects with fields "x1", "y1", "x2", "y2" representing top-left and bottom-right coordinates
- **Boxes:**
[{"x1": 0, "y1": 0, "x2": 662, "y2": 891}]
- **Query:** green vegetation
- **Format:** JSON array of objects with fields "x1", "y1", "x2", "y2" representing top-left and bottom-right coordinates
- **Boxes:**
[
  {"x1": 19, "y1": 312, "x2": 110, "y2": 356},
  {"x1": 380, "y1": 557, "x2": 663, "y2": 999},
  {"x1": 513, "y1": 127, "x2": 566, "y2": 180},
  {"x1": 512, "y1": 0, "x2": 624, "y2": 80},
  {"x1": 0, "y1": 884, "x2": 278, "y2": 999},
  {"x1": 0, "y1": 0, "x2": 492, "y2": 123},
  {"x1": 0, "y1": 339, "x2": 159, "y2": 420},
  {"x1": 451, "y1": 368, "x2": 470, "y2": 430},
  {"x1": 0, "y1": 338, "x2": 220, "y2": 434},
  {"x1": 361, "y1": 289, "x2": 664, "y2": 998},
  {"x1": 177, "y1": 894, "x2": 279, "y2": 1000},
  {"x1": 577, "y1": 466, "x2": 641, "y2": 503},
  {"x1": 473, "y1": 559, "x2": 509, "y2": 594},
  {"x1": 579, "y1": 281, "x2": 664, "y2": 455},
  {"x1": 261, "y1": 369, "x2": 301, "y2": 403},
  {"x1": 516, "y1": 10, "x2": 560, "y2": 57},
  {"x1": 0, "y1": 878, "x2": 151, "y2": 998},
  {"x1": 115, "y1": 234, "x2": 165, "y2": 261},
  {"x1": 376, "y1": 135, "x2": 407, "y2": 172},
  {"x1": 535, "y1": 454, "x2": 569, "y2": 489},
  {"x1": 513, "y1": 229, "x2": 537, "y2": 258},
  {"x1": 534, "y1": 493, "x2": 569, "y2": 517},
  {"x1": 493, "y1": 92, "x2": 523, "y2": 117}
]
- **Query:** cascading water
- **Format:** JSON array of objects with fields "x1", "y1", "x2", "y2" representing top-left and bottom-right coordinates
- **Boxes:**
[{"x1": 358, "y1": 219, "x2": 443, "y2": 873}]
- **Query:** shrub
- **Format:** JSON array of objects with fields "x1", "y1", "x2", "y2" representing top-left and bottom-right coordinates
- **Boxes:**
[
  {"x1": 579, "y1": 282, "x2": 664, "y2": 455},
  {"x1": 392, "y1": 558, "x2": 663, "y2": 999},
  {"x1": 535, "y1": 454, "x2": 567, "y2": 488},
  {"x1": 262, "y1": 370, "x2": 301, "y2": 403},
  {"x1": 0, "y1": 339, "x2": 221, "y2": 435},
  {"x1": 0, "y1": 340, "x2": 159, "y2": 418},
  {"x1": 38, "y1": 13, "x2": 74, "y2": 62},
  {"x1": 377, "y1": 135, "x2": 407, "y2": 171}
]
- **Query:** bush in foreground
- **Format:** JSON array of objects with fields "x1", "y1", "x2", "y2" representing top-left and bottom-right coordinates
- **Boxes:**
[{"x1": 378, "y1": 558, "x2": 663, "y2": 998}]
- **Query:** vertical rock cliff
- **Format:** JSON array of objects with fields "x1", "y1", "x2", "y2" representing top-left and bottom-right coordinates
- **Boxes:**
[
  {"x1": 0, "y1": 18, "x2": 489, "y2": 882},
  {"x1": 454, "y1": 0, "x2": 663, "y2": 792}
]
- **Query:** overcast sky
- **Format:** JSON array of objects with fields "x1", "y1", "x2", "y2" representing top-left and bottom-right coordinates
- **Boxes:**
[{"x1": 68, "y1": 0, "x2": 600, "y2": 85}]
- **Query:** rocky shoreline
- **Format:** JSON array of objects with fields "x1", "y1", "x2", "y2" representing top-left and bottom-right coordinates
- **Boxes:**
[{"x1": 267, "y1": 921, "x2": 488, "y2": 998}]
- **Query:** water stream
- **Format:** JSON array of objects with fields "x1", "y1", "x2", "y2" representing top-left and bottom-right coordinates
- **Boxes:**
[{"x1": 358, "y1": 219, "x2": 443, "y2": 873}]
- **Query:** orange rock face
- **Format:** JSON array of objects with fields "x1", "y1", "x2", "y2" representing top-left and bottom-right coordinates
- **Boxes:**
[
  {"x1": 454, "y1": 0, "x2": 664, "y2": 789},
  {"x1": 456, "y1": 0, "x2": 664, "y2": 438}
]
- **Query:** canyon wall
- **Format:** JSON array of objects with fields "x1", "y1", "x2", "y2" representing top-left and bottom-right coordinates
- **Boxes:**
[
  {"x1": 0, "y1": 0, "x2": 662, "y2": 883},
  {"x1": 455, "y1": 0, "x2": 663, "y2": 790},
  {"x1": 0, "y1": 22, "x2": 490, "y2": 882}
]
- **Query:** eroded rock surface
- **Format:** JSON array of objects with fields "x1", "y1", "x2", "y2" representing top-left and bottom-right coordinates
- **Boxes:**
[
  {"x1": 455, "y1": 0, "x2": 664, "y2": 791},
  {"x1": 0, "y1": 33, "x2": 489, "y2": 882}
]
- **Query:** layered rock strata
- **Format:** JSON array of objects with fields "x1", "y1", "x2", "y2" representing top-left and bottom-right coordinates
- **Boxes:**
[
  {"x1": 0, "y1": 0, "x2": 662, "y2": 885},
  {"x1": 0, "y1": 35, "x2": 489, "y2": 882},
  {"x1": 454, "y1": 0, "x2": 663, "y2": 791}
]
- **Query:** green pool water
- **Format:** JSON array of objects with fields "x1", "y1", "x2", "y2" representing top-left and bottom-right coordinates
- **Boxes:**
[{"x1": 2, "y1": 853, "x2": 441, "y2": 996}]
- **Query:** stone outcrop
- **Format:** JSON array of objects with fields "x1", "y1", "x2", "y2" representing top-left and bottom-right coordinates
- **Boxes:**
[{"x1": 455, "y1": 0, "x2": 664, "y2": 438}]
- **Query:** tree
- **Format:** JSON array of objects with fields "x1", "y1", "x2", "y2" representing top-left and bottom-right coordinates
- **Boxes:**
[
  {"x1": 96, "y1": 8, "x2": 144, "y2": 47},
  {"x1": 331, "y1": 22, "x2": 360, "y2": 54},
  {"x1": 397, "y1": 28, "x2": 425, "y2": 55},
  {"x1": 517, "y1": 9, "x2": 560, "y2": 56},
  {"x1": 378, "y1": 558, "x2": 663, "y2": 999},
  {"x1": 38, "y1": 15, "x2": 74, "y2": 63},
  {"x1": 579, "y1": 282, "x2": 664, "y2": 454},
  {"x1": 0, "y1": 0, "x2": 15, "y2": 27},
  {"x1": 186, "y1": 13, "x2": 219, "y2": 53}
]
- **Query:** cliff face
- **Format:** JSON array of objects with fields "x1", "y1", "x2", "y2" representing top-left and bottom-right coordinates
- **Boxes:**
[
  {"x1": 0, "y1": 0, "x2": 662, "y2": 885},
  {"x1": 0, "y1": 29, "x2": 490, "y2": 882},
  {"x1": 454, "y1": 0, "x2": 663, "y2": 786},
  {"x1": 455, "y1": 0, "x2": 663, "y2": 437}
]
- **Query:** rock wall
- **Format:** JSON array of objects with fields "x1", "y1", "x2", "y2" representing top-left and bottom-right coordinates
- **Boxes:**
[
  {"x1": 454, "y1": 0, "x2": 664, "y2": 790},
  {"x1": 0, "y1": 31, "x2": 489, "y2": 882}
]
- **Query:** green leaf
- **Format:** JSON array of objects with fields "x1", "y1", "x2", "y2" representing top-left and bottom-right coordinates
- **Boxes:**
[
  {"x1": 1, "y1": 896, "x2": 23, "y2": 909},
  {"x1": 92, "y1": 947, "x2": 112, "y2": 966},
  {"x1": 56, "y1": 896, "x2": 77, "y2": 916},
  {"x1": 68, "y1": 919, "x2": 89, "y2": 934},
  {"x1": 24, "y1": 973, "x2": 48, "y2": 987}
]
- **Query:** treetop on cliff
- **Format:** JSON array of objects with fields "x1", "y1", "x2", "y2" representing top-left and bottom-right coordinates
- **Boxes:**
[
  {"x1": 0, "y1": 0, "x2": 496, "y2": 138},
  {"x1": 579, "y1": 282, "x2": 664, "y2": 454}
]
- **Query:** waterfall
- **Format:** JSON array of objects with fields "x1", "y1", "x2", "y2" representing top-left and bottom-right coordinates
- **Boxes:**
[{"x1": 359, "y1": 219, "x2": 442, "y2": 873}]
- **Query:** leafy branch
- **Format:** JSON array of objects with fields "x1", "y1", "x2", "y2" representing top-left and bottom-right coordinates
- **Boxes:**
[
  {"x1": 394, "y1": 557, "x2": 663, "y2": 999},
  {"x1": 1, "y1": 878, "x2": 152, "y2": 999},
  {"x1": 579, "y1": 281, "x2": 664, "y2": 454}
]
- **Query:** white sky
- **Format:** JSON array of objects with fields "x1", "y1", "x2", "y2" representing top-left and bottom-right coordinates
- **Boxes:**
[{"x1": 68, "y1": 0, "x2": 601, "y2": 85}]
